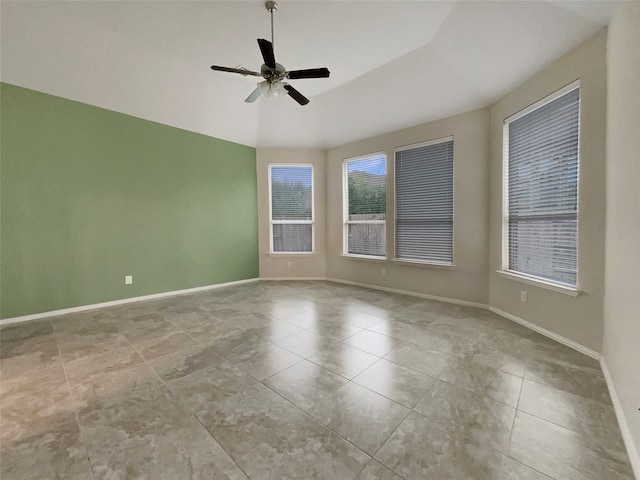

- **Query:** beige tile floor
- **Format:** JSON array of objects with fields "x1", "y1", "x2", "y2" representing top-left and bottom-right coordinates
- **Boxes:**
[{"x1": 0, "y1": 281, "x2": 634, "y2": 480}]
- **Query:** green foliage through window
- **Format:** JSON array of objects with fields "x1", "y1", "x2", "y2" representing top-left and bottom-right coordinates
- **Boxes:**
[
  {"x1": 271, "y1": 180, "x2": 312, "y2": 220},
  {"x1": 348, "y1": 174, "x2": 385, "y2": 216}
]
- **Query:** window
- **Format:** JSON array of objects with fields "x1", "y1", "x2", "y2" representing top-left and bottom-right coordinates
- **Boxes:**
[
  {"x1": 343, "y1": 154, "x2": 387, "y2": 257},
  {"x1": 504, "y1": 83, "x2": 580, "y2": 287},
  {"x1": 269, "y1": 164, "x2": 314, "y2": 253},
  {"x1": 395, "y1": 137, "x2": 454, "y2": 265}
]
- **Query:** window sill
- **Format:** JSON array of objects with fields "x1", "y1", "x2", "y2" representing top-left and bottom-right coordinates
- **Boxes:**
[
  {"x1": 392, "y1": 259, "x2": 455, "y2": 269},
  {"x1": 497, "y1": 270, "x2": 582, "y2": 297},
  {"x1": 268, "y1": 252, "x2": 316, "y2": 257},
  {"x1": 341, "y1": 254, "x2": 387, "y2": 263}
]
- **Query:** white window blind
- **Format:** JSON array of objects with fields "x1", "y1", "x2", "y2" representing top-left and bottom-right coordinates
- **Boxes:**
[
  {"x1": 269, "y1": 165, "x2": 314, "y2": 253},
  {"x1": 395, "y1": 138, "x2": 454, "y2": 264},
  {"x1": 506, "y1": 86, "x2": 579, "y2": 286},
  {"x1": 344, "y1": 155, "x2": 386, "y2": 257}
]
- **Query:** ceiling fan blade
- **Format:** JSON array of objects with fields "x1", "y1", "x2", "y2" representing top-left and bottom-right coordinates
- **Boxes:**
[
  {"x1": 287, "y1": 68, "x2": 330, "y2": 79},
  {"x1": 244, "y1": 87, "x2": 262, "y2": 103},
  {"x1": 257, "y1": 39, "x2": 276, "y2": 69},
  {"x1": 211, "y1": 65, "x2": 261, "y2": 76},
  {"x1": 284, "y1": 84, "x2": 309, "y2": 106}
]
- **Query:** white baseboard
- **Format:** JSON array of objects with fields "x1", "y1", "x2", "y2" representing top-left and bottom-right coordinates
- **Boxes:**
[
  {"x1": 260, "y1": 277, "x2": 328, "y2": 281},
  {"x1": 488, "y1": 306, "x2": 600, "y2": 360},
  {"x1": 272, "y1": 277, "x2": 600, "y2": 365},
  {"x1": 601, "y1": 359, "x2": 640, "y2": 479},
  {"x1": 325, "y1": 277, "x2": 489, "y2": 310},
  {"x1": 3, "y1": 275, "x2": 599, "y2": 364},
  {"x1": 0, "y1": 278, "x2": 260, "y2": 327}
]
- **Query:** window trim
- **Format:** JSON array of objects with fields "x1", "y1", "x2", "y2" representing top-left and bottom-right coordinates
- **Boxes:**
[
  {"x1": 268, "y1": 163, "x2": 315, "y2": 255},
  {"x1": 393, "y1": 135, "x2": 455, "y2": 266},
  {"x1": 497, "y1": 270, "x2": 581, "y2": 297},
  {"x1": 500, "y1": 79, "x2": 581, "y2": 291},
  {"x1": 392, "y1": 259, "x2": 455, "y2": 269},
  {"x1": 342, "y1": 152, "x2": 388, "y2": 259}
]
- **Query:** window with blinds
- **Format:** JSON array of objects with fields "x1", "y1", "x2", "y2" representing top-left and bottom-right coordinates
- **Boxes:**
[
  {"x1": 505, "y1": 84, "x2": 580, "y2": 286},
  {"x1": 269, "y1": 165, "x2": 314, "y2": 253},
  {"x1": 343, "y1": 154, "x2": 386, "y2": 257},
  {"x1": 395, "y1": 138, "x2": 454, "y2": 264}
]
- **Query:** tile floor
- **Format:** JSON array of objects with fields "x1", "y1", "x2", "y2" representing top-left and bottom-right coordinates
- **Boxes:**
[{"x1": 0, "y1": 281, "x2": 634, "y2": 480}]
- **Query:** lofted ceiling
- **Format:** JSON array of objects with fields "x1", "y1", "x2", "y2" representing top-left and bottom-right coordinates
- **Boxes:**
[{"x1": 0, "y1": 1, "x2": 621, "y2": 149}]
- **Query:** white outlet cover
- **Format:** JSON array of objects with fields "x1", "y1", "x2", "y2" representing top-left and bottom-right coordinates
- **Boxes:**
[
  {"x1": 520, "y1": 291, "x2": 527, "y2": 302},
  {"x1": 125, "y1": 275, "x2": 133, "y2": 285}
]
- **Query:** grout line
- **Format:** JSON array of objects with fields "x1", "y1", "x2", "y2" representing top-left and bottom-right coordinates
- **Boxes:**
[
  {"x1": 367, "y1": 413, "x2": 413, "y2": 480},
  {"x1": 503, "y1": 380, "x2": 558, "y2": 479},
  {"x1": 349, "y1": 359, "x2": 439, "y2": 411},
  {"x1": 235, "y1": 373, "x2": 377, "y2": 474},
  {"x1": 406, "y1": 399, "x2": 526, "y2": 470},
  {"x1": 286, "y1": 411, "x2": 376, "y2": 466},
  {"x1": 511, "y1": 460, "x2": 556, "y2": 480},
  {"x1": 381, "y1": 349, "x2": 451, "y2": 379},
  {"x1": 432, "y1": 374, "x2": 522, "y2": 411},
  {"x1": 514, "y1": 402, "x2": 619, "y2": 448},
  {"x1": 370, "y1": 406, "x2": 413, "y2": 460},
  {"x1": 411, "y1": 373, "x2": 517, "y2": 432},
  {"x1": 504, "y1": 406, "x2": 558, "y2": 479},
  {"x1": 122, "y1": 335, "x2": 254, "y2": 480},
  {"x1": 282, "y1": 389, "x2": 374, "y2": 461},
  {"x1": 303, "y1": 353, "x2": 372, "y2": 383},
  {"x1": 516, "y1": 372, "x2": 628, "y2": 438},
  {"x1": 506, "y1": 374, "x2": 525, "y2": 452},
  {"x1": 407, "y1": 377, "x2": 439, "y2": 414},
  {"x1": 53, "y1": 331, "x2": 98, "y2": 480},
  {"x1": 355, "y1": 454, "x2": 409, "y2": 480},
  {"x1": 257, "y1": 361, "x2": 410, "y2": 474},
  {"x1": 248, "y1": 355, "x2": 307, "y2": 383}
]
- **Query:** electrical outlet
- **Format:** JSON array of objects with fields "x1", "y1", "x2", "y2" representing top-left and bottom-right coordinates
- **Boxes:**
[
  {"x1": 286, "y1": 261, "x2": 292, "y2": 268},
  {"x1": 125, "y1": 275, "x2": 133, "y2": 285},
  {"x1": 520, "y1": 291, "x2": 527, "y2": 302},
  {"x1": 381, "y1": 268, "x2": 386, "y2": 276}
]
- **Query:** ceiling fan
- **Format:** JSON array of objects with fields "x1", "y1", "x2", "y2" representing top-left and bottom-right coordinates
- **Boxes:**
[{"x1": 210, "y1": 1, "x2": 330, "y2": 106}]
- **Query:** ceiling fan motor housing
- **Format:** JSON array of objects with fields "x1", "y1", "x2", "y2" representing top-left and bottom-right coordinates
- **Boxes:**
[{"x1": 261, "y1": 63, "x2": 287, "y2": 82}]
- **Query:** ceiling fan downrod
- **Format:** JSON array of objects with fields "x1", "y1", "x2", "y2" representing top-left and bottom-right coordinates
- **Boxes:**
[{"x1": 266, "y1": 1, "x2": 278, "y2": 49}]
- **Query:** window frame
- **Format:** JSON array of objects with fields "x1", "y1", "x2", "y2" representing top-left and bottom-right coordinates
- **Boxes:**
[
  {"x1": 500, "y1": 80, "x2": 581, "y2": 294},
  {"x1": 393, "y1": 136, "x2": 455, "y2": 267},
  {"x1": 342, "y1": 152, "x2": 387, "y2": 259},
  {"x1": 268, "y1": 163, "x2": 315, "y2": 255}
]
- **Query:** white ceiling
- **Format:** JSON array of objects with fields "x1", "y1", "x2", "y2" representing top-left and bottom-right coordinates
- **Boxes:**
[{"x1": 0, "y1": 1, "x2": 621, "y2": 149}]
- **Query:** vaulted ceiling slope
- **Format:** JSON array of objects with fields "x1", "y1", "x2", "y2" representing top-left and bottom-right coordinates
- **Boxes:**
[{"x1": 0, "y1": 1, "x2": 619, "y2": 149}]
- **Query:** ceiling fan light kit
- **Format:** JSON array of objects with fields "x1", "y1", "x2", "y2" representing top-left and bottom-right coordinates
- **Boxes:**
[
  {"x1": 210, "y1": 1, "x2": 330, "y2": 106},
  {"x1": 258, "y1": 79, "x2": 286, "y2": 99}
]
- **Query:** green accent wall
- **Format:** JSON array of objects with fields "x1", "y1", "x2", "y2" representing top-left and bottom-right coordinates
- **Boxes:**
[{"x1": 0, "y1": 83, "x2": 258, "y2": 318}]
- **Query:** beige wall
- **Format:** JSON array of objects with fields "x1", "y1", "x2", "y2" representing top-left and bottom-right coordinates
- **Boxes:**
[
  {"x1": 325, "y1": 108, "x2": 491, "y2": 306},
  {"x1": 256, "y1": 148, "x2": 326, "y2": 279},
  {"x1": 488, "y1": 29, "x2": 608, "y2": 352},
  {"x1": 255, "y1": 23, "x2": 638, "y2": 466},
  {"x1": 256, "y1": 30, "x2": 614, "y2": 356},
  {"x1": 603, "y1": 2, "x2": 640, "y2": 466}
]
